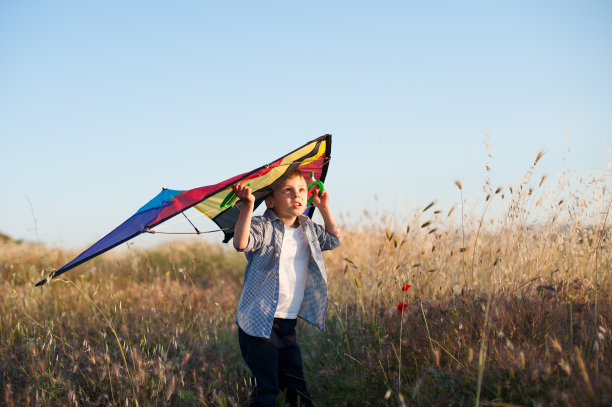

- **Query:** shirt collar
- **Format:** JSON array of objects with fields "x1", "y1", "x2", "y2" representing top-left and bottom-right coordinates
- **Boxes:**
[{"x1": 263, "y1": 208, "x2": 308, "y2": 225}]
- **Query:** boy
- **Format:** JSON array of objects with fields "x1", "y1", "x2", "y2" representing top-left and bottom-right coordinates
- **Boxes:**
[{"x1": 232, "y1": 169, "x2": 341, "y2": 407}]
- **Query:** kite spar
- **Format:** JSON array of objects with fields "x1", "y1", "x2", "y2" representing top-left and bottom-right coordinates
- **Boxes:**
[{"x1": 36, "y1": 134, "x2": 332, "y2": 286}]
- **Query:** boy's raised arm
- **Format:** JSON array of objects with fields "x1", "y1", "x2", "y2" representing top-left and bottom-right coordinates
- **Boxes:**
[
  {"x1": 232, "y1": 183, "x2": 255, "y2": 250},
  {"x1": 312, "y1": 189, "x2": 341, "y2": 241}
]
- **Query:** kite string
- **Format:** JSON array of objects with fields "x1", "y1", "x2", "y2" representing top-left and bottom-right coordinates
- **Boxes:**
[
  {"x1": 147, "y1": 209, "x2": 211, "y2": 231},
  {"x1": 144, "y1": 228, "x2": 230, "y2": 235}
]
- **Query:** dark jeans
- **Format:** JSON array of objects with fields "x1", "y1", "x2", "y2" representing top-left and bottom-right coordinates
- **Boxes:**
[{"x1": 238, "y1": 318, "x2": 313, "y2": 407}]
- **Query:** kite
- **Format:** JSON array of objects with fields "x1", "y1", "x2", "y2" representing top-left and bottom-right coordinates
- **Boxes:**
[{"x1": 35, "y1": 135, "x2": 332, "y2": 286}]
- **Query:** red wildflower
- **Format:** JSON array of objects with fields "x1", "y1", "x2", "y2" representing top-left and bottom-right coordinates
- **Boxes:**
[
  {"x1": 397, "y1": 303, "x2": 409, "y2": 314},
  {"x1": 402, "y1": 284, "x2": 411, "y2": 292}
]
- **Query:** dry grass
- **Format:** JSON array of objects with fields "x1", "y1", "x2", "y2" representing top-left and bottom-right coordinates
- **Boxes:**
[{"x1": 1, "y1": 151, "x2": 611, "y2": 406}]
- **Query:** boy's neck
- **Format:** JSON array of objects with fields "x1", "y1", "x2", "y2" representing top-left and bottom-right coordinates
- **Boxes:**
[{"x1": 271, "y1": 209, "x2": 299, "y2": 228}]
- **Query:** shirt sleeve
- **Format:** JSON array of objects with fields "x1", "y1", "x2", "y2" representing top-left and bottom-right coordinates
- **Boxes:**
[
  {"x1": 235, "y1": 216, "x2": 266, "y2": 253},
  {"x1": 312, "y1": 221, "x2": 341, "y2": 251}
]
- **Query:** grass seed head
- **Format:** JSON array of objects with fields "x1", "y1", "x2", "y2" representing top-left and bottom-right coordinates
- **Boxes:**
[
  {"x1": 534, "y1": 150, "x2": 545, "y2": 165},
  {"x1": 423, "y1": 201, "x2": 436, "y2": 212}
]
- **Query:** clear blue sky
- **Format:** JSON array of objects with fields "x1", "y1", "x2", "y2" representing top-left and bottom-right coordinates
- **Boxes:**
[{"x1": 1, "y1": 1, "x2": 611, "y2": 249}]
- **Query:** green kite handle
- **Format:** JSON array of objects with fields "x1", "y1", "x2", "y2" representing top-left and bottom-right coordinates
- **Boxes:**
[{"x1": 307, "y1": 172, "x2": 324, "y2": 205}]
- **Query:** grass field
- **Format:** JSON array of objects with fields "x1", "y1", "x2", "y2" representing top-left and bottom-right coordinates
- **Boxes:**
[{"x1": 1, "y1": 153, "x2": 611, "y2": 406}]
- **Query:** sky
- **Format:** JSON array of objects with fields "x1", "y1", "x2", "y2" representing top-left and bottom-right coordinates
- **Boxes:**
[{"x1": 1, "y1": 1, "x2": 611, "y2": 250}]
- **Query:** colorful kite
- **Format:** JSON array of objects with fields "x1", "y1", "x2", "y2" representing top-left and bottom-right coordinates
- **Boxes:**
[{"x1": 35, "y1": 135, "x2": 332, "y2": 286}]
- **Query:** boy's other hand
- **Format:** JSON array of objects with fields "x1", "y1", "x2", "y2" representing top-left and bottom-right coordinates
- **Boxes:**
[
  {"x1": 232, "y1": 183, "x2": 255, "y2": 205},
  {"x1": 311, "y1": 188, "x2": 330, "y2": 210}
]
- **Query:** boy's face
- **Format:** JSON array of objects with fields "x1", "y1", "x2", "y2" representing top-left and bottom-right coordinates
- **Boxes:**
[{"x1": 265, "y1": 175, "x2": 308, "y2": 224}]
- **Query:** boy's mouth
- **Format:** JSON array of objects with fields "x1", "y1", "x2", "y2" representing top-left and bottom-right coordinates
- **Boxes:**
[{"x1": 292, "y1": 202, "x2": 303, "y2": 208}]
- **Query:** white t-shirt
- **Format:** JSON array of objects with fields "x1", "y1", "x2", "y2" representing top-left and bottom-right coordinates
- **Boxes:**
[{"x1": 274, "y1": 224, "x2": 310, "y2": 319}]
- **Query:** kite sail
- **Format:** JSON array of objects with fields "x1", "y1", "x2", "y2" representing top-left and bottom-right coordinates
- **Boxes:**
[{"x1": 35, "y1": 135, "x2": 332, "y2": 286}]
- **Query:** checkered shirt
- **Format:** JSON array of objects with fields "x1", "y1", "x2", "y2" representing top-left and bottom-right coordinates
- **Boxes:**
[{"x1": 235, "y1": 208, "x2": 341, "y2": 338}]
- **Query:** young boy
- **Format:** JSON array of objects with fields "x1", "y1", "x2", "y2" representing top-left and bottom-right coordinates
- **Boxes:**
[{"x1": 231, "y1": 169, "x2": 341, "y2": 407}]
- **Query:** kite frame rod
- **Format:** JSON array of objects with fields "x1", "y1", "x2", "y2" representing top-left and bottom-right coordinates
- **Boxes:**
[
  {"x1": 143, "y1": 227, "x2": 230, "y2": 235},
  {"x1": 264, "y1": 156, "x2": 331, "y2": 169}
]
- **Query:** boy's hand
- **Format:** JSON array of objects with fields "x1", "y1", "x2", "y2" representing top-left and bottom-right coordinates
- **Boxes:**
[
  {"x1": 232, "y1": 183, "x2": 255, "y2": 205},
  {"x1": 311, "y1": 187, "x2": 329, "y2": 210}
]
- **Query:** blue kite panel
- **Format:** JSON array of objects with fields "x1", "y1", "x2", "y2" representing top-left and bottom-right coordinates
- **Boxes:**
[
  {"x1": 136, "y1": 189, "x2": 184, "y2": 214},
  {"x1": 52, "y1": 206, "x2": 163, "y2": 277}
]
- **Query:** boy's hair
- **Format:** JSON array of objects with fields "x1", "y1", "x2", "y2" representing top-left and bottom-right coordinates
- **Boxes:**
[
  {"x1": 283, "y1": 169, "x2": 306, "y2": 183},
  {"x1": 271, "y1": 169, "x2": 307, "y2": 193}
]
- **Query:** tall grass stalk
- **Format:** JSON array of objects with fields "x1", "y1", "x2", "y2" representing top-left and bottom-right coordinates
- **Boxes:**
[
  {"x1": 398, "y1": 304, "x2": 404, "y2": 397},
  {"x1": 470, "y1": 192, "x2": 495, "y2": 285},
  {"x1": 419, "y1": 297, "x2": 435, "y2": 365},
  {"x1": 59, "y1": 276, "x2": 135, "y2": 399},
  {"x1": 593, "y1": 196, "x2": 611, "y2": 391},
  {"x1": 455, "y1": 180, "x2": 467, "y2": 288},
  {"x1": 474, "y1": 292, "x2": 492, "y2": 407}
]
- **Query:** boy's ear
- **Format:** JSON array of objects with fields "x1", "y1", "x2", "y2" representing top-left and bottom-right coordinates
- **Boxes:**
[{"x1": 265, "y1": 195, "x2": 274, "y2": 209}]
